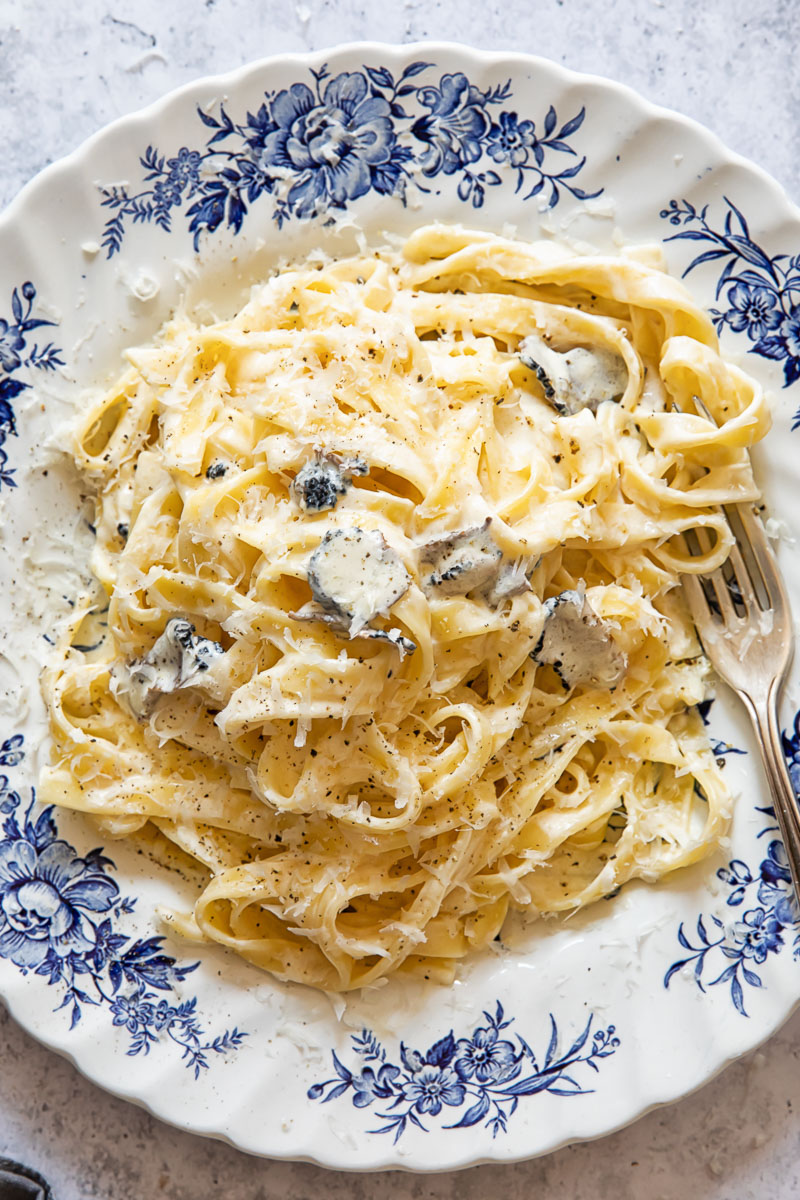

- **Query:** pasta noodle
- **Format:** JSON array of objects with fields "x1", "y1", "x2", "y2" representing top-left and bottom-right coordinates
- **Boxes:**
[{"x1": 39, "y1": 225, "x2": 770, "y2": 991}]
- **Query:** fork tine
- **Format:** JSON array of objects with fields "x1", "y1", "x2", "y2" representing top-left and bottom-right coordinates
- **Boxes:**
[
  {"x1": 734, "y1": 503, "x2": 788, "y2": 611},
  {"x1": 691, "y1": 394, "x2": 715, "y2": 421},
  {"x1": 674, "y1": 400, "x2": 800, "y2": 908},
  {"x1": 726, "y1": 543, "x2": 758, "y2": 614},
  {"x1": 680, "y1": 394, "x2": 783, "y2": 612},
  {"x1": 681, "y1": 569, "x2": 713, "y2": 629},
  {"x1": 694, "y1": 526, "x2": 738, "y2": 624}
]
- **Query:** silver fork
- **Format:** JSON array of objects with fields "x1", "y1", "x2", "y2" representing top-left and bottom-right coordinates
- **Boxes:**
[{"x1": 680, "y1": 455, "x2": 800, "y2": 904}]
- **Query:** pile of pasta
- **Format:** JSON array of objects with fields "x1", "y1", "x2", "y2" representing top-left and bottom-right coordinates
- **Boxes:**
[{"x1": 40, "y1": 225, "x2": 770, "y2": 991}]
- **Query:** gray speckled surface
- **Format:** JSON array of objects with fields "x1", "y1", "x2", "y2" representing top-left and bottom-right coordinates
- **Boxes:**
[{"x1": 3, "y1": 1, "x2": 800, "y2": 1196}]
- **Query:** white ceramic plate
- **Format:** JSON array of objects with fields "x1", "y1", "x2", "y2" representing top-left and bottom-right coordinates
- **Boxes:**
[{"x1": 2, "y1": 43, "x2": 800, "y2": 1172}]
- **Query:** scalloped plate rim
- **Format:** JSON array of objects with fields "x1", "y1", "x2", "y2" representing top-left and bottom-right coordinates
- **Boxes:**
[{"x1": 1, "y1": 40, "x2": 799, "y2": 1172}]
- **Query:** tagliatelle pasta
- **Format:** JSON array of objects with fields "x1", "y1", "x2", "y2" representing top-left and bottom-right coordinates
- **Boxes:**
[{"x1": 39, "y1": 225, "x2": 770, "y2": 991}]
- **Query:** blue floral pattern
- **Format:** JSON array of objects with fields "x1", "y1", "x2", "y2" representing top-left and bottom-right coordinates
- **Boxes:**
[
  {"x1": 0, "y1": 736, "x2": 246, "y2": 1076},
  {"x1": 0, "y1": 283, "x2": 63, "y2": 489},
  {"x1": 660, "y1": 198, "x2": 800, "y2": 420},
  {"x1": 308, "y1": 1002, "x2": 620, "y2": 1142},
  {"x1": 696, "y1": 697, "x2": 747, "y2": 761},
  {"x1": 100, "y1": 61, "x2": 601, "y2": 255},
  {"x1": 665, "y1": 708, "x2": 800, "y2": 1016},
  {"x1": 664, "y1": 833, "x2": 799, "y2": 1017}
]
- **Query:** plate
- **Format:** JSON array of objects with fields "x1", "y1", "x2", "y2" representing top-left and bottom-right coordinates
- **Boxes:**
[{"x1": 2, "y1": 42, "x2": 800, "y2": 1171}]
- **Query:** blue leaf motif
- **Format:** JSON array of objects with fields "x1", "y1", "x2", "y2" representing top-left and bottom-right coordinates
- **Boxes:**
[
  {"x1": 543, "y1": 1014, "x2": 559, "y2": 1067},
  {"x1": 675, "y1": 229, "x2": 718, "y2": 243},
  {"x1": 554, "y1": 160, "x2": 588, "y2": 181},
  {"x1": 732, "y1": 268, "x2": 780, "y2": 290},
  {"x1": 364, "y1": 65, "x2": 394, "y2": 89},
  {"x1": 445, "y1": 1090, "x2": 490, "y2": 1128},
  {"x1": 400, "y1": 1042, "x2": 425, "y2": 1073},
  {"x1": 556, "y1": 1015, "x2": 593, "y2": 1062},
  {"x1": 725, "y1": 235, "x2": 776, "y2": 275},
  {"x1": 555, "y1": 109, "x2": 587, "y2": 139},
  {"x1": 663, "y1": 957, "x2": 691, "y2": 987},
  {"x1": 726, "y1": 199, "x2": 751, "y2": 238},
  {"x1": 197, "y1": 108, "x2": 221, "y2": 128},
  {"x1": 31, "y1": 807, "x2": 58, "y2": 848},
  {"x1": 498, "y1": 1071, "x2": 564, "y2": 1098},
  {"x1": 730, "y1": 974, "x2": 747, "y2": 1017},
  {"x1": 402, "y1": 61, "x2": 434, "y2": 78},
  {"x1": 683, "y1": 248, "x2": 730, "y2": 270},
  {"x1": 331, "y1": 1050, "x2": 353, "y2": 1082},
  {"x1": 426, "y1": 1031, "x2": 456, "y2": 1067},
  {"x1": 751, "y1": 336, "x2": 787, "y2": 360}
]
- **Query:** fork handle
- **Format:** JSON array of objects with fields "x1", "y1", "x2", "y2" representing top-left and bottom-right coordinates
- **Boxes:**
[{"x1": 745, "y1": 684, "x2": 800, "y2": 903}]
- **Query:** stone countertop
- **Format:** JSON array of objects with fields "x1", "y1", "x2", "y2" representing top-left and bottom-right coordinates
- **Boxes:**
[{"x1": 2, "y1": 2, "x2": 800, "y2": 1196}]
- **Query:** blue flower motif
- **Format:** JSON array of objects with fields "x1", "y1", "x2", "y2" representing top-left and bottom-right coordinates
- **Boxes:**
[
  {"x1": 110, "y1": 990, "x2": 154, "y2": 1033},
  {"x1": 401, "y1": 1063, "x2": 466, "y2": 1115},
  {"x1": 0, "y1": 319, "x2": 25, "y2": 373},
  {"x1": 351, "y1": 1062, "x2": 400, "y2": 1107},
  {"x1": 486, "y1": 111, "x2": 538, "y2": 167},
  {"x1": 150, "y1": 996, "x2": 175, "y2": 1031},
  {"x1": 0, "y1": 838, "x2": 117, "y2": 969},
  {"x1": 153, "y1": 178, "x2": 184, "y2": 207},
  {"x1": 453, "y1": 1023, "x2": 517, "y2": 1082},
  {"x1": 757, "y1": 839, "x2": 799, "y2": 927},
  {"x1": 166, "y1": 147, "x2": 201, "y2": 186},
  {"x1": 731, "y1": 908, "x2": 784, "y2": 963},
  {"x1": 411, "y1": 72, "x2": 491, "y2": 176},
  {"x1": 725, "y1": 282, "x2": 782, "y2": 340},
  {"x1": 260, "y1": 72, "x2": 398, "y2": 217},
  {"x1": 149, "y1": 147, "x2": 203, "y2": 212}
]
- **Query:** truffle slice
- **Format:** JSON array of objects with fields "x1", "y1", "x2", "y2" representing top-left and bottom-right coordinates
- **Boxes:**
[
  {"x1": 419, "y1": 519, "x2": 503, "y2": 597},
  {"x1": 532, "y1": 590, "x2": 626, "y2": 689},
  {"x1": 291, "y1": 450, "x2": 368, "y2": 513},
  {"x1": 291, "y1": 604, "x2": 416, "y2": 659},
  {"x1": 518, "y1": 336, "x2": 628, "y2": 416},
  {"x1": 307, "y1": 527, "x2": 410, "y2": 634},
  {"x1": 112, "y1": 618, "x2": 226, "y2": 719},
  {"x1": 481, "y1": 558, "x2": 538, "y2": 608}
]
